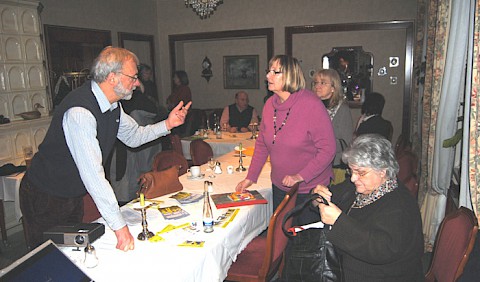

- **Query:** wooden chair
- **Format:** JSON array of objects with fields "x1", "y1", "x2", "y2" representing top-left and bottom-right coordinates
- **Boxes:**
[
  {"x1": 425, "y1": 207, "x2": 478, "y2": 282},
  {"x1": 225, "y1": 183, "x2": 299, "y2": 282},
  {"x1": 82, "y1": 193, "x2": 101, "y2": 223},
  {"x1": 152, "y1": 150, "x2": 189, "y2": 176},
  {"x1": 395, "y1": 133, "x2": 419, "y2": 198},
  {"x1": 190, "y1": 139, "x2": 213, "y2": 166},
  {"x1": 169, "y1": 134, "x2": 184, "y2": 157}
]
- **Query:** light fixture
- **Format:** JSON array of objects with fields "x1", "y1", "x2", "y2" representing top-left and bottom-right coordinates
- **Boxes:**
[{"x1": 184, "y1": 0, "x2": 223, "y2": 19}]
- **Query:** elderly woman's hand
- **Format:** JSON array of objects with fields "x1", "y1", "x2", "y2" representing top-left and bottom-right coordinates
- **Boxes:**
[
  {"x1": 313, "y1": 184, "x2": 332, "y2": 202},
  {"x1": 313, "y1": 185, "x2": 342, "y2": 225},
  {"x1": 318, "y1": 200, "x2": 342, "y2": 225}
]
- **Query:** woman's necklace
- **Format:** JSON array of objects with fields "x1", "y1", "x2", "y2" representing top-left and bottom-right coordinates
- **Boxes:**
[{"x1": 273, "y1": 108, "x2": 291, "y2": 144}]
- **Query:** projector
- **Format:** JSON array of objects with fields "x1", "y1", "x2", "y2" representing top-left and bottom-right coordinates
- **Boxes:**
[{"x1": 43, "y1": 223, "x2": 105, "y2": 247}]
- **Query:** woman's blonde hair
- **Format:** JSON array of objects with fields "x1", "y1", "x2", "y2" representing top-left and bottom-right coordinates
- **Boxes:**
[
  {"x1": 268, "y1": 55, "x2": 305, "y2": 93},
  {"x1": 313, "y1": 69, "x2": 343, "y2": 109}
]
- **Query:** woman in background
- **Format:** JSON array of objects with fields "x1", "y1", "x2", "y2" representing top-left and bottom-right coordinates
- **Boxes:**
[
  {"x1": 236, "y1": 55, "x2": 336, "y2": 225},
  {"x1": 313, "y1": 69, "x2": 354, "y2": 184},
  {"x1": 167, "y1": 70, "x2": 192, "y2": 111}
]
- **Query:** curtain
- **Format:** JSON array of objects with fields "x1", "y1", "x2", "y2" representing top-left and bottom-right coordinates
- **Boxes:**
[
  {"x1": 466, "y1": 0, "x2": 480, "y2": 217},
  {"x1": 415, "y1": 0, "x2": 475, "y2": 251}
]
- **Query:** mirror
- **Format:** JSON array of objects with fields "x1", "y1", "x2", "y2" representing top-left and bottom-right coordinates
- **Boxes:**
[
  {"x1": 44, "y1": 25, "x2": 111, "y2": 108},
  {"x1": 322, "y1": 46, "x2": 373, "y2": 102}
]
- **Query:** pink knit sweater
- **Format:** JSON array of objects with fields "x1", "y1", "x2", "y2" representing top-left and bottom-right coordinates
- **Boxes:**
[{"x1": 247, "y1": 89, "x2": 336, "y2": 194}]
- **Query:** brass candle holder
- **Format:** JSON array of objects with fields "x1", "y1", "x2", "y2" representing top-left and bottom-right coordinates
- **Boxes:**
[
  {"x1": 236, "y1": 151, "x2": 246, "y2": 172},
  {"x1": 134, "y1": 203, "x2": 154, "y2": 241}
]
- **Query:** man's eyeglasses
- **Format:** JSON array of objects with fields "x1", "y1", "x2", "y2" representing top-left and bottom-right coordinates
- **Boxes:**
[
  {"x1": 312, "y1": 81, "x2": 333, "y2": 87},
  {"x1": 118, "y1": 72, "x2": 138, "y2": 82},
  {"x1": 265, "y1": 69, "x2": 282, "y2": 75},
  {"x1": 346, "y1": 168, "x2": 373, "y2": 178}
]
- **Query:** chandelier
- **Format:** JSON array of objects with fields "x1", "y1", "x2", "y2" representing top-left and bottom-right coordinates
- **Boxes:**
[{"x1": 184, "y1": 0, "x2": 223, "y2": 19}]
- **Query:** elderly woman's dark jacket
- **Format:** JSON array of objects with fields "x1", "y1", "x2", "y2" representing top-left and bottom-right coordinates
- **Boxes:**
[{"x1": 328, "y1": 180, "x2": 424, "y2": 282}]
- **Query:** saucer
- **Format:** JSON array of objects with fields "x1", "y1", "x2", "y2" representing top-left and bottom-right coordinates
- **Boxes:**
[
  {"x1": 187, "y1": 174, "x2": 205, "y2": 180},
  {"x1": 130, "y1": 201, "x2": 153, "y2": 210},
  {"x1": 234, "y1": 146, "x2": 246, "y2": 152}
]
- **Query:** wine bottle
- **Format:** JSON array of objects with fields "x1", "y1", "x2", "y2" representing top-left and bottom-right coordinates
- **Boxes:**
[{"x1": 203, "y1": 181, "x2": 214, "y2": 233}]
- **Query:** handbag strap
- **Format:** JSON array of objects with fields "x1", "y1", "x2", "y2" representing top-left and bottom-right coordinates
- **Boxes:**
[{"x1": 282, "y1": 193, "x2": 328, "y2": 237}]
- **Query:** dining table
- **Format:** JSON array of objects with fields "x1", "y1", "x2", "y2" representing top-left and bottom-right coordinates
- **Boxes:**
[
  {"x1": 60, "y1": 146, "x2": 273, "y2": 282},
  {"x1": 181, "y1": 131, "x2": 256, "y2": 160}
]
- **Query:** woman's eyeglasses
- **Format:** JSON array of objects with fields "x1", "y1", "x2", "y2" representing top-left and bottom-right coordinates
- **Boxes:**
[
  {"x1": 312, "y1": 81, "x2": 333, "y2": 87},
  {"x1": 265, "y1": 69, "x2": 282, "y2": 75},
  {"x1": 346, "y1": 168, "x2": 373, "y2": 178}
]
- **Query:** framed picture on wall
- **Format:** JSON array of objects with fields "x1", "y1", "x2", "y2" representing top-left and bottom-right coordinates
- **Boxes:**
[{"x1": 223, "y1": 55, "x2": 259, "y2": 89}]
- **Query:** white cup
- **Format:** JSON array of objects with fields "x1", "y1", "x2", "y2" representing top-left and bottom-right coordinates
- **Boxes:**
[
  {"x1": 188, "y1": 166, "x2": 201, "y2": 177},
  {"x1": 227, "y1": 165, "x2": 234, "y2": 174}
]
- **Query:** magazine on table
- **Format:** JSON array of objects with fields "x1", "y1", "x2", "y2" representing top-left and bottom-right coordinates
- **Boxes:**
[
  {"x1": 170, "y1": 191, "x2": 204, "y2": 204},
  {"x1": 157, "y1": 205, "x2": 190, "y2": 220},
  {"x1": 211, "y1": 190, "x2": 267, "y2": 209}
]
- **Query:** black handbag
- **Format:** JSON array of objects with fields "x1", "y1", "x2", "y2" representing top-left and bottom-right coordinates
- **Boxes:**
[{"x1": 281, "y1": 193, "x2": 343, "y2": 282}]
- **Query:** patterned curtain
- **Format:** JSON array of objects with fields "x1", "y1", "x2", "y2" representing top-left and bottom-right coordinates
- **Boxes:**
[
  {"x1": 414, "y1": 0, "x2": 477, "y2": 251},
  {"x1": 468, "y1": 1, "x2": 480, "y2": 220}
]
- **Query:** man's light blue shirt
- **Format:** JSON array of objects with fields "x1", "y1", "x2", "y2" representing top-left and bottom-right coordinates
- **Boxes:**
[{"x1": 63, "y1": 81, "x2": 169, "y2": 231}]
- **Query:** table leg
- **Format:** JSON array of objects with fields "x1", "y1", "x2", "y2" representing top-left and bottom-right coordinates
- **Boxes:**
[{"x1": 0, "y1": 199, "x2": 8, "y2": 245}]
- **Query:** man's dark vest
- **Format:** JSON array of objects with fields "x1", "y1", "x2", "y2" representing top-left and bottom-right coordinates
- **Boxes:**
[
  {"x1": 228, "y1": 104, "x2": 254, "y2": 129},
  {"x1": 28, "y1": 81, "x2": 120, "y2": 197}
]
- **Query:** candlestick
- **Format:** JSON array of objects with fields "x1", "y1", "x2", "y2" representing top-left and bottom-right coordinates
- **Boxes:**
[{"x1": 134, "y1": 203, "x2": 154, "y2": 241}]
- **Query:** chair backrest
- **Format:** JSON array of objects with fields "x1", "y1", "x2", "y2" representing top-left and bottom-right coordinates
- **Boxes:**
[
  {"x1": 183, "y1": 109, "x2": 207, "y2": 137},
  {"x1": 169, "y1": 134, "x2": 184, "y2": 157},
  {"x1": 152, "y1": 150, "x2": 189, "y2": 176},
  {"x1": 82, "y1": 193, "x2": 101, "y2": 223},
  {"x1": 190, "y1": 139, "x2": 213, "y2": 166},
  {"x1": 395, "y1": 133, "x2": 419, "y2": 198},
  {"x1": 258, "y1": 183, "x2": 299, "y2": 280},
  {"x1": 425, "y1": 207, "x2": 478, "y2": 282}
]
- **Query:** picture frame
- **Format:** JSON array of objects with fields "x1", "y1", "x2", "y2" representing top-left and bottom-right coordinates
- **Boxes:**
[{"x1": 223, "y1": 55, "x2": 259, "y2": 89}]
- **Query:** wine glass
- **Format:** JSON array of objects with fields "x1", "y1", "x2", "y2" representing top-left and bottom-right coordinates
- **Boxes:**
[{"x1": 208, "y1": 157, "x2": 216, "y2": 178}]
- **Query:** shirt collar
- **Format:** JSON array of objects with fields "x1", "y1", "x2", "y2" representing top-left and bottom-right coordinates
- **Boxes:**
[{"x1": 91, "y1": 81, "x2": 118, "y2": 113}]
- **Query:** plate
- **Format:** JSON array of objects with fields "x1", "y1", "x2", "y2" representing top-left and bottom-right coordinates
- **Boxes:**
[{"x1": 187, "y1": 174, "x2": 205, "y2": 180}]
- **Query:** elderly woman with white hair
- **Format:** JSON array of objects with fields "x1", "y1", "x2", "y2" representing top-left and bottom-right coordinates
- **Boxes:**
[{"x1": 313, "y1": 134, "x2": 424, "y2": 282}]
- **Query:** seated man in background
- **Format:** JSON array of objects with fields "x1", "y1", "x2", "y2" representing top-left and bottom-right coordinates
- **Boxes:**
[{"x1": 220, "y1": 91, "x2": 259, "y2": 133}]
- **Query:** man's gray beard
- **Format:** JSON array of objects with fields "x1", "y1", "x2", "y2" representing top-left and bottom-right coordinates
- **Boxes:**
[{"x1": 114, "y1": 82, "x2": 134, "y2": 100}]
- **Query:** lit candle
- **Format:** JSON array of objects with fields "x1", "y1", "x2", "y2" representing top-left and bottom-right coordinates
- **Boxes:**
[{"x1": 140, "y1": 193, "x2": 145, "y2": 207}]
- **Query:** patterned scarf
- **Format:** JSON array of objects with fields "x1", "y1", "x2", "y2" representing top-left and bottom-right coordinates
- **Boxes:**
[{"x1": 351, "y1": 178, "x2": 398, "y2": 209}]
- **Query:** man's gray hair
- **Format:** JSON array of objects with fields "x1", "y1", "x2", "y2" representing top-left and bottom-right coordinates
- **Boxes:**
[{"x1": 90, "y1": 46, "x2": 139, "y2": 83}]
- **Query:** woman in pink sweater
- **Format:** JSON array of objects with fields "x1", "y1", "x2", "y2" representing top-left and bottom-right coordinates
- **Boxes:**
[{"x1": 236, "y1": 55, "x2": 336, "y2": 225}]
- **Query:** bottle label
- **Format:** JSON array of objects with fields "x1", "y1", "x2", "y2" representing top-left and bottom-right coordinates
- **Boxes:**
[{"x1": 203, "y1": 218, "x2": 214, "y2": 232}]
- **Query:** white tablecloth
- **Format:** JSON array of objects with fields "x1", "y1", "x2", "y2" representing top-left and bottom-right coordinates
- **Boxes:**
[
  {"x1": 0, "y1": 172, "x2": 24, "y2": 221},
  {"x1": 181, "y1": 132, "x2": 256, "y2": 160},
  {"x1": 61, "y1": 150, "x2": 273, "y2": 282}
]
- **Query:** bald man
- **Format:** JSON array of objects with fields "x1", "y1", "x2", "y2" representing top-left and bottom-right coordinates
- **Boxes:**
[{"x1": 220, "y1": 91, "x2": 259, "y2": 133}]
